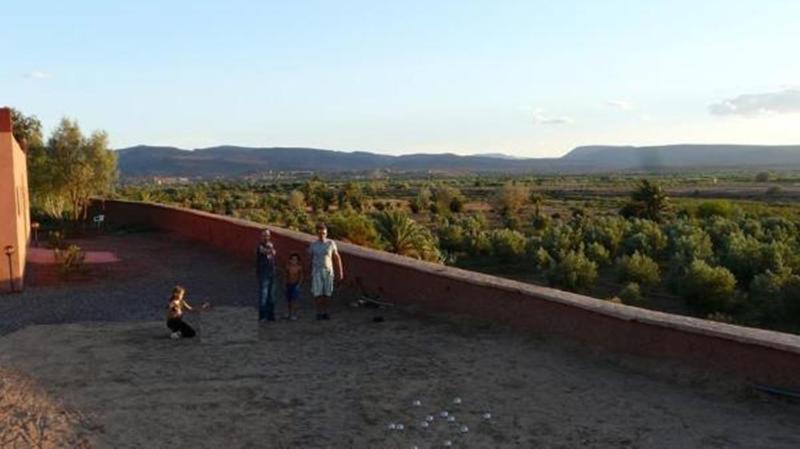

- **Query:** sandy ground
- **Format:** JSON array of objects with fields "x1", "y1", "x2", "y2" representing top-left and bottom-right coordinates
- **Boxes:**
[
  {"x1": 2, "y1": 233, "x2": 800, "y2": 448},
  {"x1": 2, "y1": 304, "x2": 800, "y2": 449}
]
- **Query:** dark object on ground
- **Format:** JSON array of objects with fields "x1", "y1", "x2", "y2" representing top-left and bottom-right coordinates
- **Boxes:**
[
  {"x1": 350, "y1": 295, "x2": 394, "y2": 309},
  {"x1": 752, "y1": 384, "x2": 800, "y2": 400},
  {"x1": 372, "y1": 316, "x2": 385, "y2": 323}
]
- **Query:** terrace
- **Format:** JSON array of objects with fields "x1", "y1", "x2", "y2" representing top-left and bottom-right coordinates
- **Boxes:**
[{"x1": 2, "y1": 230, "x2": 800, "y2": 448}]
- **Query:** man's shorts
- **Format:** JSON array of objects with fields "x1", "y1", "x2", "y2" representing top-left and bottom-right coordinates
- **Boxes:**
[{"x1": 311, "y1": 268, "x2": 334, "y2": 297}]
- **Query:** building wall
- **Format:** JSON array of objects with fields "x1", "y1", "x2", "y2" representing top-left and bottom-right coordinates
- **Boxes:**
[
  {"x1": 0, "y1": 108, "x2": 30, "y2": 292},
  {"x1": 92, "y1": 199, "x2": 800, "y2": 389}
]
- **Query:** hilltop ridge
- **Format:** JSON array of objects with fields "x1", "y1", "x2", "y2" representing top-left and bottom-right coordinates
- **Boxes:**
[{"x1": 116, "y1": 144, "x2": 800, "y2": 178}]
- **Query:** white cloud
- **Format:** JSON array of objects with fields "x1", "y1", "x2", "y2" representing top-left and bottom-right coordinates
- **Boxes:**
[
  {"x1": 709, "y1": 88, "x2": 800, "y2": 117},
  {"x1": 605, "y1": 99, "x2": 634, "y2": 110},
  {"x1": 532, "y1": 109, "x2": 573, "y2": 125},
  {"x1": 25, "y1": 70, "x2": 52, "y2": 79}
]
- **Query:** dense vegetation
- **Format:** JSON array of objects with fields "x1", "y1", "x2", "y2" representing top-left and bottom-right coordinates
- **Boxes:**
[
  {"x1": 12, "y1": 109, "x2": 117, "y2": 221},
  {"x1": 116, "y1": 174, "x2": 800, "y2": 334}
]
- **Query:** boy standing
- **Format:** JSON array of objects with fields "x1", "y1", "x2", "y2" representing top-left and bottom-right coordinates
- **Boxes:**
[
  {"x1": 284, "y1": 253, "x2": 303, "y2": 320},
  {"x1": 308, "y1": 223, "x2": 344, "y2": 320}
]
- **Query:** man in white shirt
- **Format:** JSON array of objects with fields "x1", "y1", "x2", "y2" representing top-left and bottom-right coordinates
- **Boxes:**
[{"x1": 308, "y1": 222, "x2": 344, "y2": 320}]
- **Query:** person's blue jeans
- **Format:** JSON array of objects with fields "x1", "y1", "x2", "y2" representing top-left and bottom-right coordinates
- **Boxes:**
[{"x1": 258, "y1": 276, "x2": 275, "y2": 321}]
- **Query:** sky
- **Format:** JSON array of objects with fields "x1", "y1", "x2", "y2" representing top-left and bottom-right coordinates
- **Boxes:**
[{"x1": 2, "y1": 0, "x2": 799, "y2": 157}]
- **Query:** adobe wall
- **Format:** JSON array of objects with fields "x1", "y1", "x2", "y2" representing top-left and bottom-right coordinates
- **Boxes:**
[
  {"x1": 92, "y1": 199, "x2": 800, "y2": 389},
  {"x1": 0, "y1": 108, "x2": 29, "y2": 293}
]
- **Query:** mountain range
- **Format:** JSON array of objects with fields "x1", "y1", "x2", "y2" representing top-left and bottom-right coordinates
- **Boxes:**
[{"x1": 116, "y1": 144, "x2": 800, "y2": 178}]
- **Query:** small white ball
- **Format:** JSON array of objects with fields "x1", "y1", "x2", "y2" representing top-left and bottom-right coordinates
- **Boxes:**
[
  {"x1": 412, "y1": 400, "x2": 422, "y2": 407},
  {"x1": 482, "y1": 412, "x2": 492, "y2": 420},
  {"x1": 443, "y1": 441, "x2": 453, "y2": 447},
  {"x1": 420, "y1": 421, "x2": 430, "y2": 428},
  {"x1": 440, "y1": 411, "x2": 449, "y2": 418},
  {"x1": 453, "y1": 397, "x2": 462, "y2": 404},
  {"x1": 447, "y1": 415, "x2": 456, "y2": 422},
  {"x1": 426, "y1": 415, "x2": 435, "y2": 422},
  {"x1": 388, "y1": 423, "x2": 397, "y2": 430},
  {"x1": 460, "y1": 425, "x2": 469, "y2": 433}
]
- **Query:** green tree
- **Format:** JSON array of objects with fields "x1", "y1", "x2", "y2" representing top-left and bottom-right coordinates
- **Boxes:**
[
  {"x1": 494, "y1": 181, "x2": 529, "y2": 218},
  {"x1": 547, "y1": 250, "x2": 598, "y2": 292},
  {"x1": 749, "y1": 267, "x2": 800, "y2": 324},
  {"x1": 754, "y1": 172, "x2": 771, "y2": 182},
  {"x1": 287, "y1": 190, "x2": 306, "y2": 211},
  {"x1": 10, "y1": 108, "x2": 44, "y2": 149},
  {"x1": 617, "y1": 251, "x2": 661, "y2": 287},
  {"x1": 620, "y1": 179, "x2": 670, "y2": 222},
  {"x1": 337, "y1": 182, "x2": 365, "y2": 211},
  {"x1": 44, "y1": 118, "x2": 117, "y2": 220},
  {"x1": 682, "y1": 260, "x2": 737, "y2": 313},
  {"x1": 327, "y1": 210, "x2": 380, "y2": 247},
  {"x1": 374, "y1": 209, "x2": 441, "y2": 262},
  {"x1": 488, "y1": 229, "x2": 527, "y2": 259},
  {"x1": 586, "y1": 241, "x2": 611, "y2": 266},
  {"x1": 697, "y1": 200, "x2": 735, "y2": 219}
]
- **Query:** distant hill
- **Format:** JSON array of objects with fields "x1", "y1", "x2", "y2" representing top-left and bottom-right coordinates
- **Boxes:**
[{"x1": 115, "y1": 144, "x2": 800, "y2": 178}]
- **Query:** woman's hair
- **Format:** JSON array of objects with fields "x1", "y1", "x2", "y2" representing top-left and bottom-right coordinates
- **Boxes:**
[
  {"x1": 289, "y1": 252, "x2": 300, "y2": 261},
  {"x1": 316, "y1": 222, "x2": 327, "y2": 231},
  {"x1": 171, "y1": 285, "x2": 186, "y2": 301}
]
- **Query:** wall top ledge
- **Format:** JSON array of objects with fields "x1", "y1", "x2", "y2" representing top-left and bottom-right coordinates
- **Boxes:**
[{"x1": 103, "y1": 199, "x2": 800, "y2": 356}]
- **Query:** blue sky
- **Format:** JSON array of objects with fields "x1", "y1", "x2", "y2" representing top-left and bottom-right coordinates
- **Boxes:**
[{"x1": 2, "y1": 0, "x2": 799, "y2": 157}]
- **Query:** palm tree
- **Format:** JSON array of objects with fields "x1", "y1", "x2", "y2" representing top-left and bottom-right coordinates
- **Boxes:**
[
  {"x1": 622, "y1": 179, "x2": 670, "y2": 222},
  {"x1": 374, "y1": 210, "x2": 441, "y2": 261}
]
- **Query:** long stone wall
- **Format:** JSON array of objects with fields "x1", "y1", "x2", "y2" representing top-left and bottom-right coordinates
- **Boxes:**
[{"x1": 92, "y1": 199, "x2": 800, "y2": 389}]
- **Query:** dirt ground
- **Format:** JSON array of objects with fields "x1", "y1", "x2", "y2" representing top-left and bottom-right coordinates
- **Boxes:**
[
  {"x1": 2, "y1": 233, "x2": 799, "y2": 448},
  {"x1": 1, "y1": 304, "x2": 799, "y2": 449}
]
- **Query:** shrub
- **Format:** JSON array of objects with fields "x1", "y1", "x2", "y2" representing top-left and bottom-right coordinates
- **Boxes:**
[
  {"x1": 437, "y1": 223, "x2": 465, "y2": 253},
  {"x1": 532, "y1": 214, "x2": 550, "y2": 230},
  {"x1": 719, "y1": 232, "x2": 781, "y2": 285},
  {"x1": 618, "y1": 282, "x2": 645, "y2": 306},
  {"x1": 622, "y1": 219, "x2": 667, "y2": 257},
  {"x1": 493, "y1": 181, "x2": 529, "y2": 216},
  {"x1": 54, "y1": 244, "x2": 86, "y2": 276},
  {"x1": 586, "y1": 242, "x2": 611, "y2": 266},
  {"x1": 749, "y1": 267, "x2": 800, "y2": 324},
  {"x1": 755, "y1": 172, "x2": 771, "y2": 182},
  {"x1": 697, "y1": 200, "x2": 735, "y2": 219},
  {"x1": 47, "y1": 230, "x2": 67, "y2": 250},
  {"x1": 326, "y1": 211, "x2": 380, "y2": 248},
  {"x1": 489, "y1": 229, "x2": 527, "y2": 260},
  {"x1": 287, "y1": 190, "x2": 306, "y2": 211},
  {"x1": 766, "y1": 186, "x2": 783, "y2": 196},
  {"x1": 682, "y1": 260, "x2": 737, "y2": 313},
  {"x1": 466, "y1": 231, "x2": 492, "y2": 256},
  {"x1": 582, "y1": 217, "x2": 628, "y2": 256},
  {"x1": 616, "y1": 251, "x2": 660, "y2": 287},
  {"x1": 541, "y1": 224, "x2": 582, "y2": 255},
  {"x1": 547, "y1": 250, "x2": 598, "y2": 292},
  {"x1": 534, "y1": 247, "x2": 553, "y2": 270},
  {"x1": 665, "y1": 219, "x2": 714, "y2": 265},
  {"x1": 449, "y1": 196, "x2": 465, "y2": 213}
]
